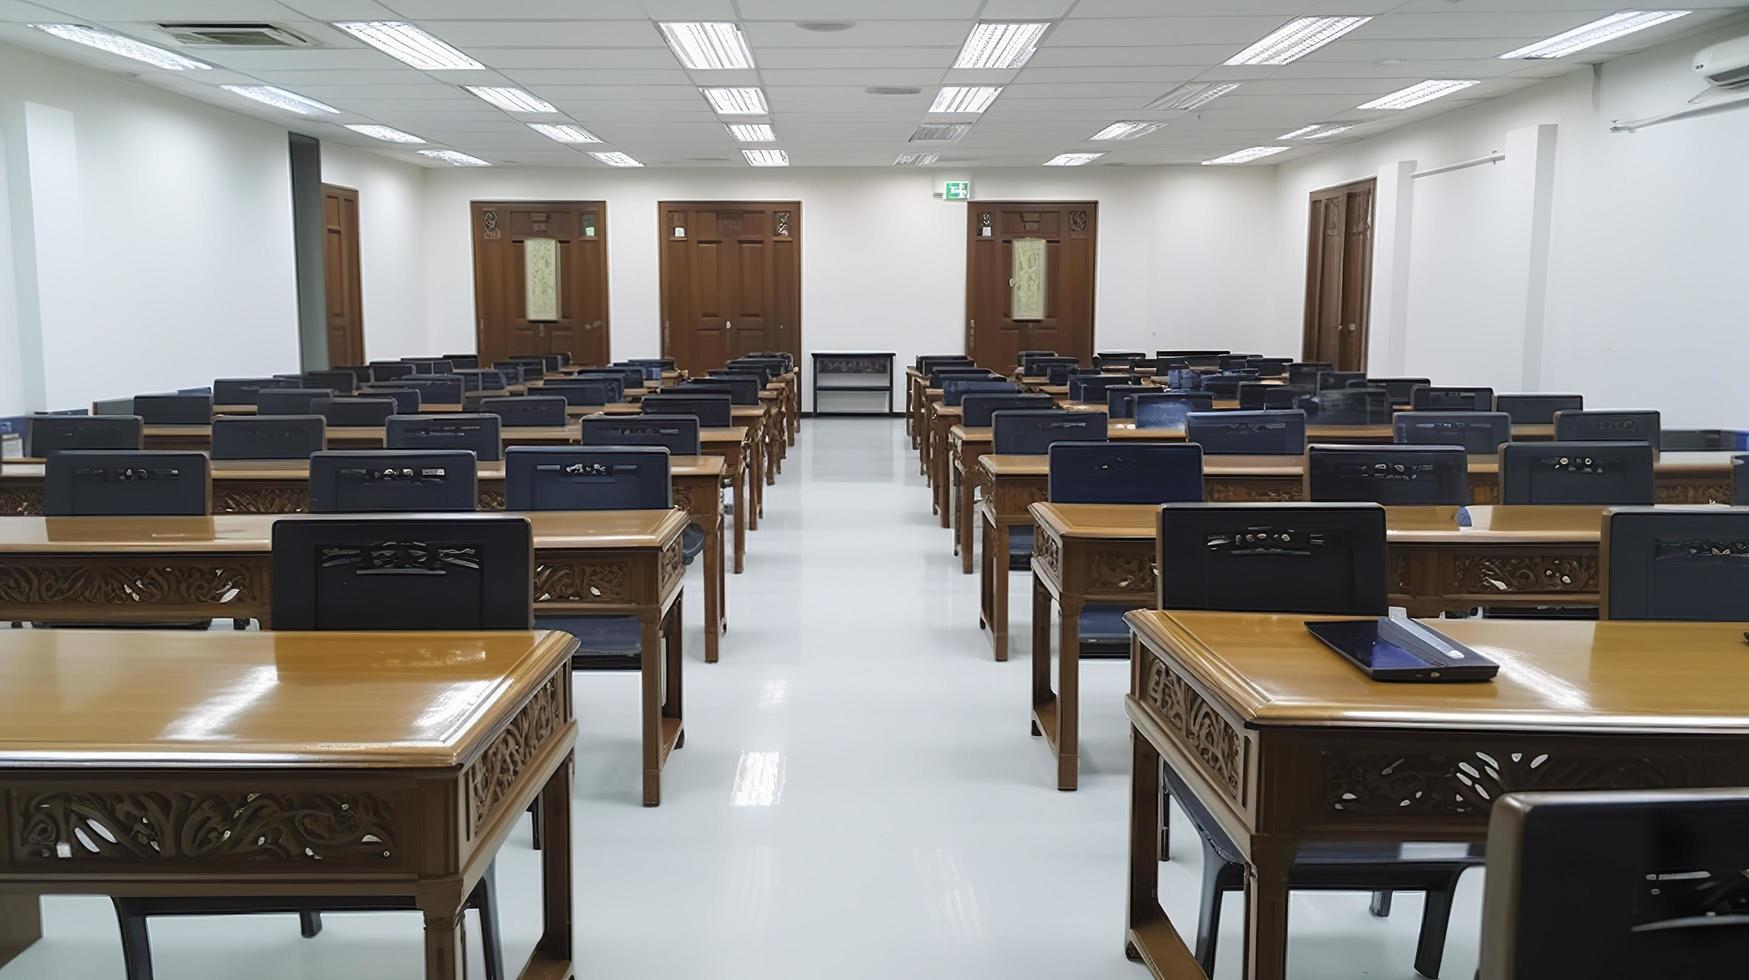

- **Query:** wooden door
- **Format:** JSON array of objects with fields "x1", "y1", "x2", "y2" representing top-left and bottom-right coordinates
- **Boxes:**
[
  {"x1": 1302, "y1": 179, "x2": 1375, "y2": 371},
  {"x1": 965, "y1": 202, "x2": 1097, "y2": 373},
  {"x1": 471, "y1": 201, "x2": 610, "y2": 366},
  {"x1": 659, "y1": 202, "x2": 801, "y2": 375},
  {"x1": 320, "y1": 184, "x2": 364, "y2": 365}
]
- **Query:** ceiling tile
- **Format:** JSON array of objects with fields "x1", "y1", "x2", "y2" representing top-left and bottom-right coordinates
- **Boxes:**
[
  {"x1": 734, "y1": 0, "x2": 979, "y2": 19},
  {"x1": 424, "y1": 20, "x2": 661, "y2": 46}
]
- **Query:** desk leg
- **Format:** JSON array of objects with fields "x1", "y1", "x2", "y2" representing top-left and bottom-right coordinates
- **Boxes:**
[
  {"x1": 641, "y1": 612, "x2": 665, "y2": 807},
  {"x1": 989, "y1": 521, "x2": 1010, "y2": 662},
  {"x1": 1242, "y1": 839, "x2": 1294, "y2": 980},
  {"x1": 1055, "y1": 597, "x2": 1082, "y2": 791},
  {"x1": 534, "y1": 754, "x2": 574, "y2": 970},
  {"x1": 420, "y1": 906, "x2": 467, "y2": 980},
  {"x1": 957, "y1": 475, "x2": 975, "y2": 573},
  {"x1": 0, "y1": 893, "x2": 42, "y2": 970},
  {"x1": 665, "y1": 599, "x2": 686, "y2": 747},
  {"x1": 934, "y1": 428, "x2": 951, "y2": 527},
  {"x1": 704, "y1": 515, "x2": 723, "y2": 664},
  {"x1": 1030, "y1": 575, "x2": 1051, "y2": 736},
  {"x1": 979, "y1": 513, "x2": 992, "y2": 631},
  {"x1": 732, "y1": 470, "x2": 746, "y2": 574},
  {"x1": 749, "y1": 433, "x2": 763, "y2": 531},
  {"x1": 767, "y1": 418, "x2": 780, "y2": 483}
]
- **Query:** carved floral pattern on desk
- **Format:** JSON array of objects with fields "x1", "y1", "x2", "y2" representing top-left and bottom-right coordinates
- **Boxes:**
[
  {"x1": 1142, "y1": 656, "x2": 1244, "y2": 804},
  {"x1": 533, "y1": 558, "x2": 631, "y2": 603},
  {"x1": 15, "y1": 791, "x2": 397, "y2": 863},
  {"x1": 1452, "y1": 554, "x2": 1597, "y2": 595},
  {"x1": 1088, "y1": 550, "x2": 1155, "y2": 593},
  {"x1": 0, "y1": 560, "x2": 267, "y2": 610},
  {"x1": 464, "y1": 671, "x2": 564, "y2": 838},
  {"x1": 1325, "y1": 749, "x2": 1684, "y2": 817},
  {"x1": 1032, "y1": 529, "x2": 1061, "y2": 581},
  {"x1": 214, "y1": 486, "x2": 309, "y2": 514}
]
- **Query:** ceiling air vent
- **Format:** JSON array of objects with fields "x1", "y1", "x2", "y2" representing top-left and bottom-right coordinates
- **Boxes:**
[{"x1": 158, "y1": 23, "x2": 316, "y2": 47}]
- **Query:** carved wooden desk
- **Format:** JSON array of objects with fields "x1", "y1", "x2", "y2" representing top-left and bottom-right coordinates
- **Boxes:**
[
  {"x1": 0, "y1": 627, "x2": 580, "y2": 980},
  {"x1": 1122, "y1": 611, "x2": 1749, "y2": 980},
  {"x1": 904, "y1": 369, "x2": 926, "y2": 448},
  {"x1": 143, "y1": 424, "x2": 579, "y2": 451},
  {"x1": 213, "y1": 403, "x2": 467, "y2": 416},
  {"x1": 929, "y1": 403, "x2": 964, "y2": 527},
  {"x1": 0, "y1": 510, "x2": 691, "y2": 806}
]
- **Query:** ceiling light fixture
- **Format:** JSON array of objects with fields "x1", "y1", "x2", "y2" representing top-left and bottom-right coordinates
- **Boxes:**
[
  {"x1": 727, "y1": 123, "x2": 776, "y2": 142},
  {"x1": 1225, "y1": 16, "x2": 1371, "y2": 66},
  {"x1": 464, "y1": 86, "x2": 555, "y2": 113},
  {"x1": 1146, "y1": 81, "x2": 1241, "y2": 111},
  {"x1": 743, "y1": 149, "x2": 789, "y2": 167},
  {"x1": 1357, "y1": 79, "x2": 1480, "y2": 110},
  {"x1": 659, "y1": 22, "x2": 755, "y2": 69},
  {"x1": 1044, "y1": 152, "x2": 1103, "y2": 166},
  {"x1": 418, "y1": 149, "x2": 490, "y2": 166},
  {"x1": 954, "y1": 22, "x2": 1050, "y2": 69},
  {"x1": 221, "y1": 85, "x2": 337, "y2": 114},
  {"x1": 894, "y1": 152, "x2": 939, "y2": 165},
  {"x1": 1499, "y1": 10, "x2": 1691, "y2": 60},
  {"x1": 528, "y1": 123, "x2": 601, "y2": 143},
  {"x1": 1089, "y1": 120, "x2": 1167, "y2": 141},
  {"x1": 345, "y1": 123, "x2": 426, "y2": 143},
  {"x1": 334, "y1": 21, "x2": 482, "y2": 70},
  {"x1": 701, "y1": 87, "x2": 768, "y2": 114},
  {"x1": 930, "y1": 86, "x2": 1002, "y2": 114},
  {"x1": 910, "y1": 123, "x2": 970, "y2": 142},
  {"x1": 1202, "y1": 146, "x2": 1289, "y2": 165},
  {"x1": 1279, "y1": 122, "x2": 1353, "y2": 140},
  {"x1": 28, "y1": 24, "x2": 210, "y2": 70},
  {"x1": 591, "y1": 151, "x2": 643, "y2": 167}
]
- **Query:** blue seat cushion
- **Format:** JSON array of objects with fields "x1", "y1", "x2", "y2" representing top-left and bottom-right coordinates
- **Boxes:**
[
  {"x1": 682, "y1": 524, "x2": 705, "y2": 565},
  {"x1": 536, "y1": 615, "x2": 644, "y2": 669},
  {"x1": 1078, "y1": 604, "x2": 1132, "y2": 656},
  {"x1": 1008, "y1": 526, "x2": 1033, "y2": 570}
]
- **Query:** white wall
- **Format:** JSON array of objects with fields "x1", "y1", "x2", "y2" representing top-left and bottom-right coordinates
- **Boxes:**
[
  {"x1": 319, "y1": 144, "x2": 428, "y2": 363},
  {"x1": 1275, "y1": 17, "x2": 1749, "y2": 425},
  {"x1": 418, "y1": 165, "x2": 1281, "y2": 407},
  {"x1": 0, "y1": 43, "x2": 299, "y2": 412}
]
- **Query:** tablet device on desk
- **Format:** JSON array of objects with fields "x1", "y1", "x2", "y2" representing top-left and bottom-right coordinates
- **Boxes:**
[{"x1": 1307, "y1": 618, "x2": 1499, "y2": 682}]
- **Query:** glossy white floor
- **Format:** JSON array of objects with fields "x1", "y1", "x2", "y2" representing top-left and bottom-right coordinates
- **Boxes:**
[{"x1": 3, "y1": 417, "x2": 1483, "y2": 979}]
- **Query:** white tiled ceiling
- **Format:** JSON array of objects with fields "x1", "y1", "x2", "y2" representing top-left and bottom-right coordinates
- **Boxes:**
[{"x1": 1, "y1": 0, "x2": 1744, "y2": 167}]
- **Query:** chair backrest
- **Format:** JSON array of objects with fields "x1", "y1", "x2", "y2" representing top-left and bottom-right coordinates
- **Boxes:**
[
  {"x1": 1736, "y1": 454, "x2": 1748, "y2": 506},
  {"x1": 392, "y1": 376, "x2": 465, "y2": 405},
  {"x1": 1102, "y1": 385, "x2": 1154, "y2": 419},
  {"x1": 368, "y1": 361, "x2": 417, "y2": 382},
  {"x1": 1134, "y1": 392, "x2": 1214, "y2": 429},
  {"x1": 331, "y1": 365, "x2": 373, "y2": 384},
  {"x1": 1045, "y1": 363, "x2": 1077, "y2": 385},
  {"x1": 44, "y1": 451, "x2": 210, "y2": 516},
  {"x1": 581, "y1": 414, "x2": 702, "y2": 455},
  {"x1": 1093, "y1": 351, "x2": 1144, "y2": 370},
  {"x1": 213, "y1": 377, "x2": 295, "y2": 405},
  {"x1": 257, "y1": 388, "x2": 334, "y2": 416},
  {"x1": 1499, "y1": 441, "x2": 1655, "y2": 504},
  {"x1": 1480, "y1": 788, "x2": 1749, "y2": 980},
  {"x1": 680, "y1": 378, "x2": 759, "y2": 405},
  {"x1": 1247, "y1": 357, "x2": 1292, "y2": 378},
  {"x1": 991, "y1": 410, "x2": 1108, "y2": 455},
  {"x1": 1600, "y1": 508, "x2": 1749, "y2": 621},
  {"x1": 26, "y1": 415, "x2": 143, "y2": 456},
  {"x1": 1186, "y1": 410, "x2": 1307, "y2": 455},
  {"x1": 1314, "y1": 370, "x2": 1366, "y2": 392},
  {"x1": 566, "y1": 373, "x2": 627, "y2": 402},
  {"x1": 302, "y1": 370, "x2": 358, "y2": 396},
  {"x1": 271, "y1": 515, "x2": 529, "y2": 629},
  {"x1": 312, "y1": 396, "x2": 397, "y2": 428},
  {"x1": 584, "y1": 367, "x2": 647, "y2": 393},
  {"x1": 452, "y1": 369, "x2": 509, "y2": 392},
  {"x1": 961, "y1": 393, "x2": 1053, "y2": 428},
  {"x1": 403, "y1": 357, "x2": 456, "y2": 375},
  {"x1": 1287, "y1": 362, "x2": 1333, "y2": 387},
  {"x1": 942, "y1": 379, "x2": 1018, "y2": 407},
  {"x1": 1351, "y1": 376, "x2": 1431, "y2": 404},
  {"x1": 1066, "y1": 375, "x2": 1128, "y2": 404},
  {"x1": 308, "y1": 450, "x2": 477, "y2": 513},
  {"x1": 1306, "y1": 444, "x2": 1469, "y2": 505},
  {"x1": 491, "y1": 361, "x2": 534, "y2": 384},
  {"x1": 1021, "y1": 354, "x2": 1076, "y2": 375},
  {"x1": 132, "y1": 393, "x2": 212, "y2": 425},
  {"x1": 1393, "y1": 411, "x2": 1512, "y2": 454},
  {"x1": 542, "y1": 380, "x2": 610, "y2": 407},
  {"x1": 1237, "y1": 382, "x2": 1297, "y2": 410},
  {"x1": 1492, "y1": 393, "x2": 1585, "y2": 426},
  {"x1": 1156, "y1": 503, "x2": 1388, "y2": 614},
  {"x1": 1411, "y1": 385, "x2": 1495, "y2": 411},
  {"x1": 1048, "y1": 442, "x2": 1204, "y2": 504},
  {"x1": 1298, "y1": 387, "x2": 1391, "y2": 425},
  {"x1": 1554, "y1": 409, "x2": 1661, "y2": 452},
  {"x1": 641, "y1": 393, "x2": 733, "y2": 428},
  {"x1": 441, "y1": 353, "x2": 480, "y2": 370},
  {"x1": 385, "y1": 414, "x2": 502, "y2": 461},
  {"x1": 211, "y1": 415, "x2": 325, "y2": 461},
  {"x1": 1199, "y1": 372, "x2": 1258, "y2": 399},
  {"x1": 928, "y1": 366, "x2": 994, "y2": 388},
  {"x1": 479, "y1": 396, "x2": 567, "y2": 428},
  {"x1": 504, "y1": 446, "x2": 672, "y2": 511},
  {"x1": 355, "y1": 387, "x2": 422, "y2": 414},
  {"x1": 719, "y1": 363, "x2": 773, "y2": 386},
  {"x1": 916, "y1": 354, "x2": 973, "y2": 374}
]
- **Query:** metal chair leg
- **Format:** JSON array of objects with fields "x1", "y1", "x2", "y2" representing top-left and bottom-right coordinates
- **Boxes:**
[
  {"x1": 110, "y1": 899, "x2": 155, "y2": 980},
  {"x1": 1413, "y1": 871, "x2": 1467, "y2": 979}
]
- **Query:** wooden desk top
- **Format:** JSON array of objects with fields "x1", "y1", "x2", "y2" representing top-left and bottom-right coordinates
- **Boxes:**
[
  {"x1": 568, "y1": 402, "x2": 641, "y2": 416},
  {"x1": 1128, "y1": 610, "x2": 1749, "y2": 733},
  {"x1": 214, "y1": 403, "x2": 467, "y2": 415},
  {"x1": 0, "y1": 628, "x2": 576, "y2": 767},
  {"x1": 147, "y1": 423, "x2": 578, "y2": 441},
  {"x1": 976, "y1": 450, "x2": 1741, "y2": 478},
  {"x1": 0, "y1": 509, "x2": 690, "y2": 553},
  {"x1": 0, "y1": 455, "x2": 725, "y2": 482}
]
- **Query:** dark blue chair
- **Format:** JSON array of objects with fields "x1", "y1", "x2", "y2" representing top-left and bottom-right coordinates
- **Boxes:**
[
  {"x1": 1104, "y1": 385, "x2": 1154, "y2": 420},
  {"x1": 132, "y1": 393, "x2": 212, "y2": 425},
  {"x1": 1306, "y1": 444, "x2": 1469, "y2": 505},
  {"x1": 681, "y1": 379, "x2": 760, "y2": 405},
  {"x1": 308, "y1": 450, "x2": 477, "y2": 512},
  {"x1": 542, "y1": 381, "x2": 610, "y2": 407},
  {"x1": 1494, "y1": 393, "x2": 1582, "y2": 425},
  {"x1": 928, "y1": 366, "x2": 996, "y2": 389},
  {"x1": 567, "y1": 374, "x2": 629, "y2": 402},
  {"x1": 257, "y1": 388, "x2": 334, "y2": 416},
  {"x1": 302, "y1": 370, "x2": 358, "y2": 396},
  {"x1": 1298, "y1": 387, "x2": 1391, "y2": 425},
  {"x1": 1200, "y1": 372, "x2": 1258, "y2": 399},
  {"x1": 1602, "y1": 508, "x2": 1749, "y2": 621},
  {"x1": 441, "y1": 353, "x2": 481, "y2": 370},
  {"x1": 355, "y1": 387, "x2": 422, "y2": 414},
  {"x1": 1393, "y1": 412, "x2": 1511, "y2": 454},
  {"x1": 1553, "y1": 409, "x2": 1661, "y2": 452},
  {"x1": 453, "y1": 369, "x2": 509, "y2": 392},
  {"x1": 962, "y1": 394, "x2": 1053, "y2": 428},
  {"x1": 25, "y1": 415, "x2": 142, "y2": 456},
  {"x1": 44, "y1": 451, "x2": 209, "y2": 516},
  {"x1": 1134, "y1": 392, "x2": 1213, "y2": 429},
  {"x1": 1186, "y1": 410, "x2": 1306, "y2": 455},
  {"x1": 942, "y1": 379, "x2": 1017, "y2": 407},
  {"x1": 1499, "y1": 441, "x2": 1654, "y2": 504},
  {"x1": 311, "y1": 397, "x2": 396, "y2": 428},
  {"x1": 491, "y1": 361, "x2": 535, "y2": 384},
  {"x1": 392, "y1": 376, "x2": 465, "y2": 405},
  {"x1": 990, "y1": 411, "x2": 1107, "y2": 569},
  {"x1": 368, "y1": 361, "x2": 416, "y2": 382},
  {"x1": 479, "y1": 396, "x2": 567, "y2": 427},
  {"x1": 1066, "y1": 375, "x2": 1128, "y2": 404},
  {"x1": 580, "y1": 415, "x2": 707, "y2": 565},
  {"x1": 1287, "y1": 362, "x2": 1334, "y2": 388},
  {"x1": 1410, "y1": 386, "x2": 1494, "y2": 412},
  {"x1": 1247, "y1": 357, "x2": 1292, "y2": 378},
  {"x1": 641, "y1": 394, "x2": 732, "y2": 428},
  {"x1": 401, "y1": 358, "x2": 456, "y2": 375},
  {"x1": 386, "y1": 414, "x2": 502, "y2": 461},
  {"x1": 211, "y1": 416, "x2": 325, "y2": 461},
  {"x1": 1355, "y1": 377, "x2": 1432, "y2": 404},
  {"x1": 213, "y1": 377, "x2": 295, "y2": 405},
  {"x1": 1314, "y1": 370, "x2": 1366, "y2": 391},
  {"x1": 1238, "y1": 383, "x2": 1297, "y2": 410}
]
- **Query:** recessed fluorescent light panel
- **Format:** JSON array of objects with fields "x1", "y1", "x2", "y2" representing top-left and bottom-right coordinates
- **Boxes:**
[
  {"x1": 743, "y1": 149, "x2": 789, "y2": 167},
  {"x1": 334, "y1": 21, "x2": 482, "y2": 70},
  {"x1": 894, "y1": 152, "x2": 939, "y2": 165},
  {"x1": 345, "y1": 124, "x2": 425, "y2": 143},
  {"x1": 29, "y1": 24, "x2": 210, "y2": 70},
  {"x1": 1499, "y1": 10, "x2": 1691, "y2": 59},
  {"x1": 1225, "y1": 16, "x2": 1371, "y2": 66},
  {"x1": 954, "y1": 22, "x2": 1049, "y2": 69},
  {"x1": 1089, "y1": 120, "x2": 1167, "y2": 141},
  {"x1": 727, "y1": 123, "x2": 776, "y2": 142},
  {"x1": 1279, "y1": 123, "x2": 1353, "y2": 140},
  {"x1": 1357, "y1": 79, "x2": 1480, "y2": 110},
  {"x1": 1044, "y1": 152, "x2": 1103, "y2": 166},
  {"x1": 910, "y1": 123, "x2": 970, "y2": 142},
  {"x1": 930, "y1": 86, "x2": 1002, "y2": 114},
  {"x1": 418, "y1": 149, "x2": 490, "y2": 166},
  {"x1": 464, "y1": 86, "x2": 555, "y2": 113},
  {"x1": 528, "y1": 123, "x2": 600, "y2": 143},
  {"x1": 659, "y1": 22, "x2": 754, "y2": 69},
  {"x1": 1202, "y1": 146, "x2": 1289, "y2": 165},
  {"x1": 591, "y1": 151, "x2": 643, "y2": 167},
  {"x1": 221, "y1": 85, "x2": 337, "y2": 115},
  {"x1": 1146, "y1": 81, "x2": 1241, "y2": 111},
  {"x1": 701, "y1": 87, "x2": 768, "y2": 115}
]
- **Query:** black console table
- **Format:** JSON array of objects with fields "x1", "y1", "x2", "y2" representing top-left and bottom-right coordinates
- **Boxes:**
[{"x1": 810, "y1": 352, "x2": 896, "y2": 417}]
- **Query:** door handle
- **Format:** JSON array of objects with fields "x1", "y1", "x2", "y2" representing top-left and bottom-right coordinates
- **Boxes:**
[{"x1": 725, "y1": 320, "x2": 733, "y2": 331}]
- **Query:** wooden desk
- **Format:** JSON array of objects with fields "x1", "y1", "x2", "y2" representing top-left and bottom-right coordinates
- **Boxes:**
[
  {"x1": 214, "y1": 402, "x2": 467, "y2": 416},
  {"x1": 929, "y1": 403, "x2": 963, "y2": 527},
  {"x1": 0, "y1": 627, "x2": 581, "y2": 979},
  {"x1": 145, "y1": 423, "x2": 578, "y2": 451},
  {"x1": 580, "y1": 406, "x2": 771, "y2": 533},
  {"x1": 1122, "y1": 612, "x2": 1749, "y2": 980},
  {"x1": 905, "y1": 369, "x2": 926, "y2": 448}
]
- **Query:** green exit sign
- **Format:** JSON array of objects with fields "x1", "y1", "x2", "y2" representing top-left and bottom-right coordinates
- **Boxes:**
[{"x1": 942, "y1": 179, "x2": 971, "y2": 201}]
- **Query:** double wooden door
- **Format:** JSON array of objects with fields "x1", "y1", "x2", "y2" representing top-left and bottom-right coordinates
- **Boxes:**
[
  {"x1": 965, "y1": 202, "x2": 1098, "y2": 374},
  {"x1": 471, "y1": 201, "x2": 611, "y2": 366},
  {"x1": 1302, "y1": 179, "x2": 1376, "y2": 371},
  {"x1": 320, "y1": 184, "x2": 364, "y2": 365},
  {"x1": 658, "y1": 202, "x2": 801, "y2": 375}
]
